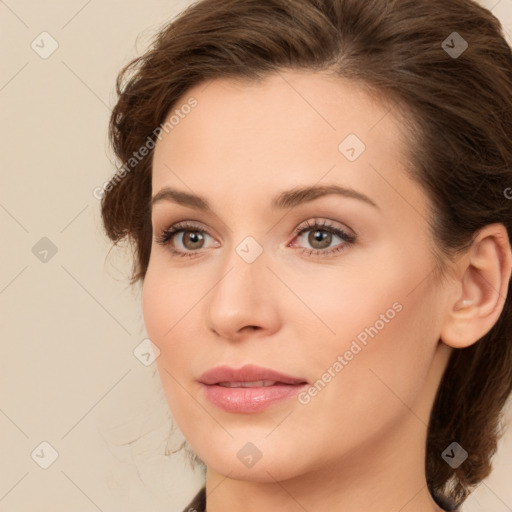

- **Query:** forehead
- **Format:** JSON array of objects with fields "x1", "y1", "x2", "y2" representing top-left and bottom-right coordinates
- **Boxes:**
[{"x1": 151, "y1": 70, "x2": 425, "y2": 221}]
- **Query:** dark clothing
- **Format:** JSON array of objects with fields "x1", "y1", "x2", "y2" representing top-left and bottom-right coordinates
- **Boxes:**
[
  {"x1": 181, "y1": 485, "x2": 460, "y2": 511},
  {"x1": 182, "y1": 486, "x2": 206, "y2": 512}
]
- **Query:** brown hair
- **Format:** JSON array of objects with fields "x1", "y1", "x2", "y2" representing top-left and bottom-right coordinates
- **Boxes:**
[{"x1": 101, "y1": 0, "x2": 512, "y2": 508}]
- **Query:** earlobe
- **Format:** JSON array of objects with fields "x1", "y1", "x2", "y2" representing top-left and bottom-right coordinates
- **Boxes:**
[{"x1": 440, "y1": 223, "x2": 512, "y2": 349}]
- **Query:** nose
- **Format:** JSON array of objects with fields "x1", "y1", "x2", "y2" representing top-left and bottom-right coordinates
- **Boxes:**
[{"x1": 205, "y1": 245, "x2": 281, "y2": 342}]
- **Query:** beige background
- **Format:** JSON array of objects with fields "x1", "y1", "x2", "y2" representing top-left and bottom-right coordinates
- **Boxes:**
[{"x1": 1, "y1": 0, "x2": 511, "y2": 511}]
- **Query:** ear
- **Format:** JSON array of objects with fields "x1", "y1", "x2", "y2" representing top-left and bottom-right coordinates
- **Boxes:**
[{"x1": 440, "y1": 223, "x2": 512, "y2": 349}]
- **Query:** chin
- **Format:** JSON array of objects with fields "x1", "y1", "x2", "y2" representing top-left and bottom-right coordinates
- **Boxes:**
[{"x1": 191, "y1": 435, "x2": 313, "y2": 483}]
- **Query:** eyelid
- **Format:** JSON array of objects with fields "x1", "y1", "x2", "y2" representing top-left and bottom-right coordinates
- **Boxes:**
[{"x1": 293, "y1": 217, "x2": 355, "y2": 238}]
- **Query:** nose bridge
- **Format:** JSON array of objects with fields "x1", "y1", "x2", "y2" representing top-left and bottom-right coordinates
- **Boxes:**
[
  {"x1": 211, "y1": 234, "x2": 266, "y2": 313},
  {"x1": 206, "y1": 232, "x2": 279, "y2": 339}
]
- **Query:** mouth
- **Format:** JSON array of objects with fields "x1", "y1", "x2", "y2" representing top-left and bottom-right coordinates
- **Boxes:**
[{"x1": 198, "y1": 364, "x2": 308, "y2": 413}]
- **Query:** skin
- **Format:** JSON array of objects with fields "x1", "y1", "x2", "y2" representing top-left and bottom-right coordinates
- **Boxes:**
[{"x1": 143, "y1": 70, "x2": 512, "y2": 512}]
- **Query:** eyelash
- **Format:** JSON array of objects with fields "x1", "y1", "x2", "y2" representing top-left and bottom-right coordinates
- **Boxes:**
[{"x1": 155, "y1": 219, "x2": 356, "y2": 259}]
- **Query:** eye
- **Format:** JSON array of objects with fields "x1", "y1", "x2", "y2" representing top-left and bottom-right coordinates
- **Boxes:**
[
  {"x1": 290, "y1": 218, "x2": 356, "y2": 257},
  {"x1": 155, "y1": 221, "x2": 217, "y2": 258}
]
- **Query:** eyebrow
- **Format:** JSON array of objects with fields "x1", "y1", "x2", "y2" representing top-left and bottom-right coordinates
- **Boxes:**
[{"x1": 150, "y1": 184, "x2": 379, "y2": 211}]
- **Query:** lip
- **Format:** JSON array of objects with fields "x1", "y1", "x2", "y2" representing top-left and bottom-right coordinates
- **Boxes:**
[
  {"x1": 199, "y1": 364, "x2": 308, "y2": 413},
  {"x1": 199, "y1": 364, "x2": 307, "y2": 386}
]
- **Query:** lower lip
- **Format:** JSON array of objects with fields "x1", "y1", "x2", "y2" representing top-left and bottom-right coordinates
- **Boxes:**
[{"x1": 201, "y1": 383, "x2": 308, "y2": 413}]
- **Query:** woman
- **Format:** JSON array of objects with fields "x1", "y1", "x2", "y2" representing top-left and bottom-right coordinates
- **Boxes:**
[{"x1": 100, "y1": 0, "x2": 512, "y2": 510}]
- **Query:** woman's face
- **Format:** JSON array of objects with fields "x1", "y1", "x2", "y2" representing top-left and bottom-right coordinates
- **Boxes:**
[{"x1": 143, "y1": 70, "x2": 454, "y2": 482}]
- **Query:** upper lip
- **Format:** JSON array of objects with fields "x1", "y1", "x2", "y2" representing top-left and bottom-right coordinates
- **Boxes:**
[{"x1": 199, "y1": 364, "x2": 308, "y2": 385}]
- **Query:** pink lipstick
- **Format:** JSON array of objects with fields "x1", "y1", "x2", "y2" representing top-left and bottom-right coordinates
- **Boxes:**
[{"x1": 198, "y1": 364, "x2": 308, "y2": 413}]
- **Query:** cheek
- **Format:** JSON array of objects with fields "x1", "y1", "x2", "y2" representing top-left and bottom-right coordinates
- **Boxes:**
[
  {"x1": 142, "y1": 267, "x2": 199, "y2": 422},
  {"x1": 284, "y1": 293, "x2": 437, "y2": 474},
  {"x1": 142, "y1": 271, "x2": 170, "y2": 347},
  {"x1": 292, "y1": 248, "x2": 439, "y2": 413},
  {"x1": 303, "y1": 272, "x2": 438, "y2": 431},
  {"x1": 141, "y1": 259, "x2": 199, "y2": 347},
  {"x1": 141, "y1": 265, "x2": 194, "y2": 415}
]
